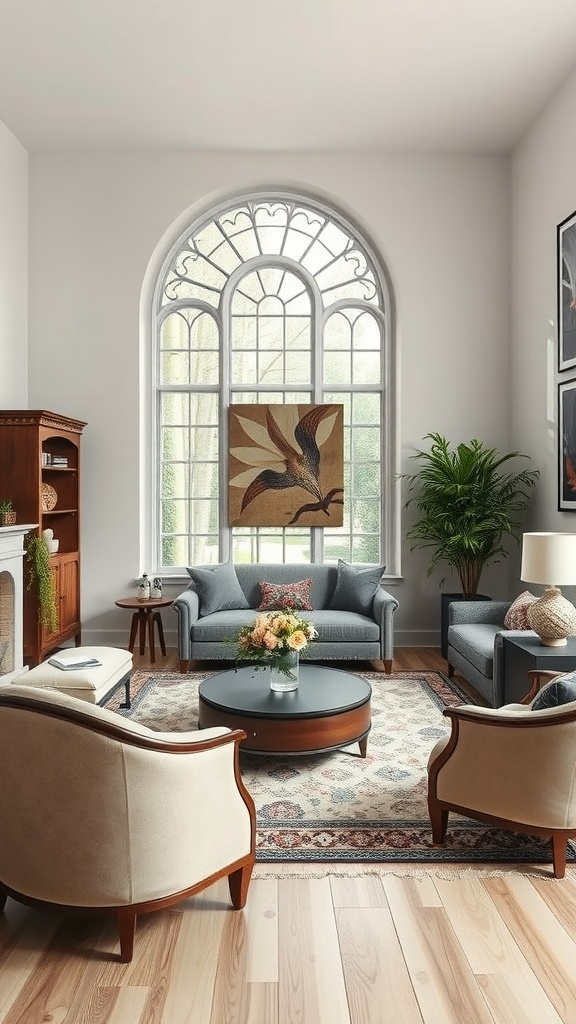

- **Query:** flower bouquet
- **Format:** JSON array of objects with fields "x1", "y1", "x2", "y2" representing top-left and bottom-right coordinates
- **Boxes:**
[{"x1": 234, "y1": 611, "x2": 317, "y2": 689}]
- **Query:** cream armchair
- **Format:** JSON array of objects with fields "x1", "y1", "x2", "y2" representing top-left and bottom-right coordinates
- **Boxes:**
[
  {"x1": 0, "y1": 684, "x2": 256, "y2": 961},
  {"x1": 427, "y1": 671, "x2": 576, "y2": 877}
]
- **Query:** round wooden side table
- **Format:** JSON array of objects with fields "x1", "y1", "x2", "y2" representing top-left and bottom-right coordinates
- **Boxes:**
[{"x1": 115, "y1": 596, "x2": 173, "y2": 663}]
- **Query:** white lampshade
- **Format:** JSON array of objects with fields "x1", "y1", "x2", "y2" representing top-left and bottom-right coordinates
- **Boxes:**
[
  {"x1": 520, "y1": 532, "x2": 576, "y2": 646},
  {"x1": 520, "y1": 533, "x2": 576, "y2": 586}
]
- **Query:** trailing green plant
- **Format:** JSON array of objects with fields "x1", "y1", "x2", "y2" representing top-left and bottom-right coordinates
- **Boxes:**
[
  {"x1": 25, "y1": 533, "x2": 59, "y2": 633},
  {"x1": 403, "y1": 433, "x2": 539, "y2": 597},
  {"x1": 0, "y1": 499, "x2": 13, "y2": 513}
]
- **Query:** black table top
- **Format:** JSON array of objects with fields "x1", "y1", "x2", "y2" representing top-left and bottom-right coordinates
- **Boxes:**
[
  {"x1": 503, "y1": 634, "x2": 576, "y2": 658},
  {"x1": 198, "y1": 664, "x2": 372, "y2": 720}
]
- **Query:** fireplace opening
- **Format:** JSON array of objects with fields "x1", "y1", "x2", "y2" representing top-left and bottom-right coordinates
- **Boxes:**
[{"x1": 0, "y1": 570, "x2": 15, "y2": 676}]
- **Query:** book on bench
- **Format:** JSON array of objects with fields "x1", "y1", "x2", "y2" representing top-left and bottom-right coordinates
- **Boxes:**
[{"x1": 48, "y1": 653, "x2": 103, "y2": 670}]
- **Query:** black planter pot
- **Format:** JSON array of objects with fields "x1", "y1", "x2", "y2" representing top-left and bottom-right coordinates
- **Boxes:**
[{"x1": 440, "y1": 592, "x2": 491, "y2": 659}]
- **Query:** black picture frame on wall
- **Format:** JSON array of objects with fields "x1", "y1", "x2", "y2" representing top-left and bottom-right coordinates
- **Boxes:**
[
  {"x1": 558, "y1": 378, "x2": 576, "y2": 510},
  {"x1": 558, "y1": 208, "x2": 576, "y2": 372}
]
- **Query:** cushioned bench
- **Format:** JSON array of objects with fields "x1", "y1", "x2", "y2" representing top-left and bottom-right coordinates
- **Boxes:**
[{"x1": 22, "y1": 646, "x2": 133, "y2": 707}]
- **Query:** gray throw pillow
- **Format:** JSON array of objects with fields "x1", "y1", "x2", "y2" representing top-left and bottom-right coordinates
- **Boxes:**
[
  {"x1": 328, "y1": 560, "x2": 385, "y2": 616},
  {"x1": 530, "y1": 672, "x2": 576, "y2": 710},
  {"x1": 187, "y1": 562, "x2": 249, "y2": 616}
]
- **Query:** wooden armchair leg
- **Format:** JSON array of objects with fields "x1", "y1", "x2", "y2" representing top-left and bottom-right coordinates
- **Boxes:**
[
  {"x1": 228, "y1": 861, "x2": 254, "y2": 910},
  {"x1": 179, "y1": 659, "x2": 189, "y2": 674},
  {"x1": 383, "y1": 659, "x2": 392, "y2": 675},
  {"x1": 117, "y1": 909, "x2": 138, "y2": 962},
  {"x1": 429, "y1": 800, "x2": 449, "y2": 844},
  {"x1": 551, "y1": 833, "x2": 567, "y2": 879}
]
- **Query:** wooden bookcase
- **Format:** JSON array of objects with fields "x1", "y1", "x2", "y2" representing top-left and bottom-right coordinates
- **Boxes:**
[{"x1": 0, "y1": 410, "x2": 87, "y2": 665}]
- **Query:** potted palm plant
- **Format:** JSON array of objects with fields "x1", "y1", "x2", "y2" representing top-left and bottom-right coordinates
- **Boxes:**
[{"x1": 403, "y1": 433, "x2": 539, "y2": 654}]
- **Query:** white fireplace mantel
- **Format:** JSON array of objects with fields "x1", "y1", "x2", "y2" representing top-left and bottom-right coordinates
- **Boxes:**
[{"x1": 0, "y1": 524, "x2": 37, "y2": 682}]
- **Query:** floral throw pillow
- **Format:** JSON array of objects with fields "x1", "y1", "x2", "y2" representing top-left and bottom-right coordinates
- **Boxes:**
[
  {"x1": 258, "y1": 579, "x2": 314, "y2": 612},
  {"x1": 503, "y1": 590, "x2": 538, "y2": 630}
]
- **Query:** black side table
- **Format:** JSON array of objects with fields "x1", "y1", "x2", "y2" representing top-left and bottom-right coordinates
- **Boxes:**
[{"x1": 502, "y1": 634, "x2": 576, "y2": 704}]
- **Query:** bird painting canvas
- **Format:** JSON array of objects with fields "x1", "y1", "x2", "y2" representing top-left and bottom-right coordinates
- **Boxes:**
[{"x1": 229, "y1": 404, "x2": 344, "y2": 527}]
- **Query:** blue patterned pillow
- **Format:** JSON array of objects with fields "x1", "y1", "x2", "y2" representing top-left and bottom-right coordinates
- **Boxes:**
[{"x1": 531, "y1": 671, "x2": 576, "y2": 710}]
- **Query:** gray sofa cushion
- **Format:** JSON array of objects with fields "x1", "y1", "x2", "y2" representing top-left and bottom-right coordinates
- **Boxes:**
[
  {"x1": 192, "y1": 608, "x2": 380, "y2": 644},
  {"x1": 447, "y1": 623, "x2": 501, "y2": 678},
  {"x1": 328, "y1": 560, "x2": 385, "y2": 615},
  {"x1": 187, "y1": 562, "x2": 249, "y2": 616}
]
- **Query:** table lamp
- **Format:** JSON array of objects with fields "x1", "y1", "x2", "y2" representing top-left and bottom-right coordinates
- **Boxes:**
[{"x1": 520, "y1": 532, "x2": 576, "y2": 646}]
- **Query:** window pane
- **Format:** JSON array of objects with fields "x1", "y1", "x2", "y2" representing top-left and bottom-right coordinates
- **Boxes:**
[
  {"x1": 352, "y1": 311, "x2": 381, "y2": 350},
  {"x1": 190, "y1": 462, "x2": 219, "y2": 498},
  {"x1": 190, "y1": 393, "x2": 218, "y2": 425},
  {"x1": 259, "y1": 351, "x2": 284, "y2": 384},
  {"x1": 352, "y1": 535, "x2": 380, "y2": 562},
  {"x1": 285, "y1": 351, "x2": 311, "y2": 384},
  {"x1": 190, "y1": 350, "x2": 219, "y2": 385},
  {"x1": 352, "y1": 352, "x2": 381, "y2": 385},
  {"x1": 190, "y1": 427, "x2": 219, "y2": 461},
  {"x1": 353, "y1": 499, "x2": 381, "y2": 534},
  {"x1": 352, "y1": 427, "x2": 380, "y2": 460},
  {"x1": 324, "y1": 352, "x2": 351, "y2": 385},
  {"x1": 162, "y1": 499, "x2": 188, "y2": 534},
  {"x1": 162, "y1": 534, "x2": 188, "y2": 567},
  {"x1": 162, "y1": 427, "x2": 189, "y2": 460},
  {"x1": 161, "y1": 392, "x2": 190, "y2": 424},
  {"x1": 352, "y1": 393, "x2": 380, "y2": 425},
  {"x1": 231, "y1": 351, "x2": 257, "y2": 383},
  {"x1": 161, "y1": 463, "x2": 189, "y2": 499},
  {"x1": 161, "y1": 351, "x2": 189, "y2": 384},
  {"x1": 353, "y1": 463, "x2": 380, "y2": 496},
  {"x1": 323, "y1": 535, "x2": 352, "y2": 563},
  {"x1": 190, "y1": 536, "x2": 219, "y2": 565},
  {"x1": 190, "y1": 499, "x2": 218, "y2": 534}
]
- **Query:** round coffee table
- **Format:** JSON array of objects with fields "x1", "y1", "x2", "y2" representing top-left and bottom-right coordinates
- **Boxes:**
[{"x1": 198, "y1": 664, "x2": 372, "y2": 756}]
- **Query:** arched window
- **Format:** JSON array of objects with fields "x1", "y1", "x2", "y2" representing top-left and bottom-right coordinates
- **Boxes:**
[{"x1": 152, "y1": 190, "x2": 396, "y2": 572}]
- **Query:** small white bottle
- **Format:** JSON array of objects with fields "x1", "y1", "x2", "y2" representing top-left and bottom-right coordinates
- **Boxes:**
[
  {"x1": 137, "y1": 573, "x2": 151, "y2": 601},
  {"x1": 151, "y1": 576, "x2": 162, "y2": 600}
]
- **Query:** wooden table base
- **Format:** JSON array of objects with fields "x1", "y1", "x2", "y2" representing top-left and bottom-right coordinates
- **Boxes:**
[
  {"x1": 115, "y1": 597, "x2": 172, "y2": 664},
  {"x1": 128, "y1": 609, "x2": 166, "y2": 663}
]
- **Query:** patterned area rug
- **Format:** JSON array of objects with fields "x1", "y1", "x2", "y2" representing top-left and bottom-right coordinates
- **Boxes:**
[{"x1": 115, "y1": 669, "x2": 575, "y2": 867}]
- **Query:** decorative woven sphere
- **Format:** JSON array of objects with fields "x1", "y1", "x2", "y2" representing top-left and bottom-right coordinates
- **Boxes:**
[{"x1": 528, "y1": 587, "x2": 576, "y2": 644}]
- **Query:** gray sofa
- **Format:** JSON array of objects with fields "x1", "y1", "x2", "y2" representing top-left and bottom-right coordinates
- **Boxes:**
[
  {"x1": 447, "y1": 600, "x2": 536, "y2": 707},
  {"x1": 174, "y1": 562, "x2": 398, "y2": 673}
]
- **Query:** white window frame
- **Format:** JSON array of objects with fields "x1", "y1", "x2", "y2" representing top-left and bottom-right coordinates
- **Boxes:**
[{"x1": 145, "y1": 188, "x2": 400, "y2": 580}]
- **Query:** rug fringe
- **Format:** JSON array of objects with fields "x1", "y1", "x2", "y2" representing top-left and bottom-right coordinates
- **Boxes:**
[{"x1": 252, "y1": 862, "x2": 576, "y2": 880}]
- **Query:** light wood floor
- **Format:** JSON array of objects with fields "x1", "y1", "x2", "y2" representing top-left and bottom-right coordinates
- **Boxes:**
[{"x1": 2, "y1": 648, "x2": 575, "y2": 1024}]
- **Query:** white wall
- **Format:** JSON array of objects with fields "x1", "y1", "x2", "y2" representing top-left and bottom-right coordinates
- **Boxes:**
[
  {"x1": 28, "y1": 152, "x2": 510, "y2": 647},
  {"x1": 511, "y1": 68, "x2": 576, "y2": 598},
  {"x1": 0, "y1": 120, "x2": 27, "y2": 407}
]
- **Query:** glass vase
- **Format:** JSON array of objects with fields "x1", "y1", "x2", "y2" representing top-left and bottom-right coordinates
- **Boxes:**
[{"x1": 269, "y1": 650, "x2": 299, "y2": 692}]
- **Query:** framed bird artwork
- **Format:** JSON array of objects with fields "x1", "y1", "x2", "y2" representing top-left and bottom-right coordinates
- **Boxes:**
[
  {"x1": 558, "y1": 379, "x2": 576, "y2": 511},
  {"x1": 228, "y1": 404, "x2": 344, "y2": 527}
]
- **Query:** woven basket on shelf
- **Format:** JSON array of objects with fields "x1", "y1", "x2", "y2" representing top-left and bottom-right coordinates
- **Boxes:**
[
  {"x1": 41, "y1": 483, "x2": 57, "y2": 512},
  {"x1": 0, "y1": 511, "x2": 16, "y2": 526}
]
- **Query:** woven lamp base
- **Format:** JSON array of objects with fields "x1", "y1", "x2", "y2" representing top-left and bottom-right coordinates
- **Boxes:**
[{"x1": 528, "y1": 586, "x2": 576, "y2": 646}]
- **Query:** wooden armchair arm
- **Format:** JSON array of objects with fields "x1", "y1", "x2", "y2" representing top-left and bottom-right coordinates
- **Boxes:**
[{"x1": 521, "y1": 669, "x2": 567, "y2": 705}]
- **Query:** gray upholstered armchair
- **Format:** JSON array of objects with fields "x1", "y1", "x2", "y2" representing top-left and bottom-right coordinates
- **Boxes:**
[
  {"x1": 446, "y1": 600, "x2": 535, "y2": 706},
  {"x1": 0, "y1": 684, "x2": 256, "y2": 961}
]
